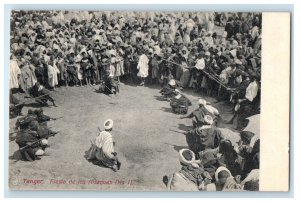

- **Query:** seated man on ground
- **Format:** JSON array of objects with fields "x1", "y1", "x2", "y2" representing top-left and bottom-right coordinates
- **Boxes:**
[
  {"x1": 238, "y1": 131, "x2": 260, "y2": 178},
  {"x1": 180, "y1": 98, "x2": 220, "y2": 128},
  {"x1": 159, "y1": 79, "x2": 181, "y2": 100},
  {"x1": 218, "y1": 139, "x2": 244, "y2": 178},
  {"x1": 185, "y1": 115, "x2": 224, "y2": 158},
  {"x1": 241, "y1": 169, "x2": 259, "y2": 191},
  {"x1": 165, "y1": 149, "x2": 212, "y2": 191},
  {"x1": 15, "y1": 109, "x2": 38, "y2": 130},
  {"x1": 30, "y1": 82, "x2": 57, "y2": 107},
  {"x1": 205, "y1": 166, "x2": 242, "y2": 191},
  {"x1": 170, "y1": 89, "x2": 192, "y2": 115},
  {"x1": 86, "y1": 119, "x2": 121, "y2": 172},
  {"x1": 15, "y1": 121, "x2": 49, "y2": 161},
  {"x1": 33, "y1": 108, "x2": 58, "y2": 123},
  {"x1": 15, "y1": 108, "x2": 57, "y2": 130},
  {"x1": 9, "y1": 91, "x2": 25, "y2": 118}
]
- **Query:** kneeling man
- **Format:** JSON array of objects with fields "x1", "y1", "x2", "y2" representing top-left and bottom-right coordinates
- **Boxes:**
[{"x1": 87, "y1": 119, "x2": 121, "y2": 172}]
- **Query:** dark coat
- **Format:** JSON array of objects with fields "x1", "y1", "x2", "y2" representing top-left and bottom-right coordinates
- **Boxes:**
[{"x1": 186, "y1": 126, "x2": 224, "y2": 155}]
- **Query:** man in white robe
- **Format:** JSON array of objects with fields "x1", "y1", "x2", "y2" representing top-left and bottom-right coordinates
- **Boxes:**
[
  {"x1": 87, "y1": 119, "x2": 121, "y2": 172},
  {"x1": 233, "y1": 78, "x2": 259, "y2": 129},
  {"x1": 137, "y1": 51, "x2": 149, "y2": 86},
  {"x1": 10, "y1": 55, "x2": 21, "y2": 89},
  {"x1": 189, "y1": 53, "x2": 205, "y2": 88},
  {"x1": 47, "y1": 61, "x2": 60, "y2": 88},
  {"x1": 19, "y1": 62, "x2": 37, "y2": 94}
]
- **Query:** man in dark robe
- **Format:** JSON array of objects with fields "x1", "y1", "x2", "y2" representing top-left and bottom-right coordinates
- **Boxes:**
[
  {"x1": 100, "y1": 60, "x2": 119, "y2": 95},
  {"x1": 66, "y1": 57, "x2": 80, "y2": 86},
  {"x1": 180, "y1": 99, "x2": 217, "y2": 128},
  {"x1": 30, "y1": 82, "x2": 57, "y2": 107},
  {"x1": 9, "y1": 91, "x2": 24, "y2": 118},
  {"x1": 238, "y1": 131, "x2": 260, "y2": 179},
  {"x1": 159, "y1": 79, "x2": 180, "y2": 100},
  {"x1": 15, "y1": 121, "x2": 48, "y2": 161},
  {"x1": 15, "y1": 109, "x2": 38, "y2": 130},
  {"x1": 170, "y1": 90, "x2": 191, "y2": 114},
  {"x1": 33, "y1": 108, "x2": 58, "y2": 123},
  {"x1": 185, "y1": 115, "x2": 224, "y2": 157}
]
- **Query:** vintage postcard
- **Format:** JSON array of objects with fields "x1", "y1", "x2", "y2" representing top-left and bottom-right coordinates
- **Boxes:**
[{"x1": 7, "y1": 10, "x2": 290, "y2": 191}]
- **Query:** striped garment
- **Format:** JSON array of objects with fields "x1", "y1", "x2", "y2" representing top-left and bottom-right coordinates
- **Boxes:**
[{"x1": 93, "y1": 131, "x2": 116, "y2": 168}]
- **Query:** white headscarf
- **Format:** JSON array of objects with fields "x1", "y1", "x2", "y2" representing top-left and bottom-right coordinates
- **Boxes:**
[{"x1": 245, "y1": 81, "x2": 258, "y2": 102}]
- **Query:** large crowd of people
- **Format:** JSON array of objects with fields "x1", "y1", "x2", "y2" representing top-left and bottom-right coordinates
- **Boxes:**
[
  {"x1": 10, "y1": 11, "x2": 261, "y2": 96},
  {"x1": 9, "y1": 10, "x2": 261, "y2": 191}
]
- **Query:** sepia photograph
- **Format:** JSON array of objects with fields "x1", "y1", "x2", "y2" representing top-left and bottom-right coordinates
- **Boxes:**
[{"x1": 8, "y1": 10, "x2": 264, "y2": 191}]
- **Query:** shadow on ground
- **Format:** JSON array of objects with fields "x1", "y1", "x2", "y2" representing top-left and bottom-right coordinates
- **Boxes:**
[
  {"x1": 177, "y1": 123, "x2": 193, "y2": 132},
  {"x1": 154, "y1": 95, "x2": 169, "y2": 102},
  {"x1": 9, "y1": 150, "x2": 23, "y2": 161},
  {"x1": 163, "y1": 142, "x2": 188, "y2": 152},
  {"x1": 160, "y1": 107, "x2": 173, "y2": 114}
]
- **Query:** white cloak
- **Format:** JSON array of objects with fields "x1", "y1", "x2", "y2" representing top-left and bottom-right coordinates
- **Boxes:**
[
  {"x1": 10, "y1": 60, "x2": 21, "y2": 89},
  {"x1": 137, "y1": 54, "x2": 149, "y2": 78}
]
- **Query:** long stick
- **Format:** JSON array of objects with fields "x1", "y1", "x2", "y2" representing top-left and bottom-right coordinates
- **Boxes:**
[
  {"x1": 19, "y1": 130, "x2": 60, "y2": 151},
  {"x1": 201, "y1": 70, "x2": 230, "y2": 90},
  {"x1": 159, "y1": 57, "x2": 231, "y2": 90},
  {"x1": 53, "y1": 116, "x2": 64, "y2": 120},
  {"x1": 29, "y1": 93, "x2": 51, "y2": 101},
  {"x1": 11, "y1": 126, "x2": 55, "y2": 135},
  {"x1": 169, "y1": 129, "x2": 187, "y2": 135}
]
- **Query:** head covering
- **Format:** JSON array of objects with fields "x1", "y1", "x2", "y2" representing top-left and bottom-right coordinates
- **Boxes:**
[
  {"x1": 240, "y1": 131, "x2": 255, "y2": 145},
  {"x1": 168, "y1": 79, "x2": 176, "y2": 86},
  {"x1": 102, "y1": 58, "x2": 109, "y2": 66},
  {"x1": 222, "y1": 31, "x2": 228, "y2": 38},
  {"x1": 34, "y1": 108, "x2": 43, "y2": 115},
  {"x1": 104, "y1": 119, "x2": 113, "y2": 130},
  {"x1": 204, "y1": 115, "x2": 213, "y2": 125},
  {"x1": 114, "y1": 24, "x2": 120, "y2": 30},
  {"x1": 230, "y1": 49, "x2": 237, "y2": 58},
  {"x1": 235, "y1": 59, "x2": 243, "y2": 65},
  {"x1": 198, "y1": 98, "x2": 207, "y2": 106},
  {"x1": 40, "y1": 139, "x2": 49, "y2": 146},
  {"x1": 174, "y1": 89, "x2": 181, "y2": 94},
  {"x1": 35, "y1": 149, "x2": 45, "y2": 156},
  {"x1": 215, "y1": 166, "x2": 232, "y2": 182},
  {"x1": 29, "y1": 120, "x2": 39, "y2": 131},
  {"x1": 148, "y1": 48, "x2": 154, "y2": 54},
  {"x1": 179, "y1": 149, "x2": 199, "y2": 168}
]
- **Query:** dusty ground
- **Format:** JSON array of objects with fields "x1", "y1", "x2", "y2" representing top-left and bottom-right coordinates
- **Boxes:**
[{"x1": 9, "y1": 83, "x2": 237, "y2": 191}]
